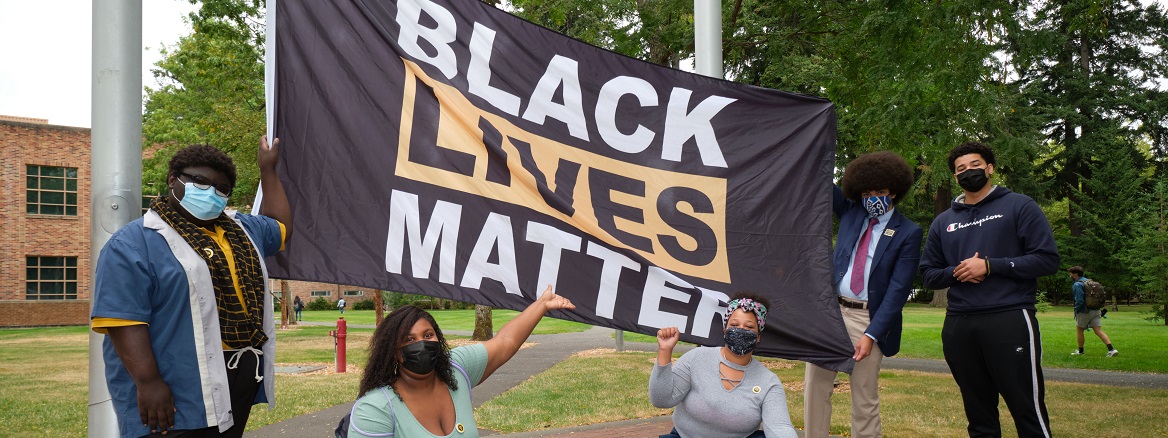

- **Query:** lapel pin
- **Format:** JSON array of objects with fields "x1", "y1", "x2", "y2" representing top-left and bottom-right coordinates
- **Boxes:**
[{"x1": 883, "y1": 229, "x2": 895, "y2": 237}]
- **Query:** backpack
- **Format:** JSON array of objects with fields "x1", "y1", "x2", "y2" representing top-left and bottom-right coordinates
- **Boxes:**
[{"x1": 1082, "y1": 279, "x2": 1107, "y2": 310}]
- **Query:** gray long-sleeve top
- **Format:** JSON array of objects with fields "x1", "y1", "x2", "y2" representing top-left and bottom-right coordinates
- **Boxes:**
[{"x1": 649, "y1": 346, "x2": 797, "y2": 438}]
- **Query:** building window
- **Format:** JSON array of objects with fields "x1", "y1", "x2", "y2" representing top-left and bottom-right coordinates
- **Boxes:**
[
  {"x1": 26, "y1": 256, "x2": 78, "y2": 300},
  {"x1": 344, "y1": 290, "x2": 364, "y2": 296},
  {"x1": 310, "y1": 290, "x2": 330, "y2": 297},
  {"x1": 27, "y1": 165, "x2": 78, "y2": 216}
]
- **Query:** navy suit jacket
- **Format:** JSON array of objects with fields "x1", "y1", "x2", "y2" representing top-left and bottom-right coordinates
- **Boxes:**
[{"x1": 832, "y1": 186, "x2": 922, "y2": 357}]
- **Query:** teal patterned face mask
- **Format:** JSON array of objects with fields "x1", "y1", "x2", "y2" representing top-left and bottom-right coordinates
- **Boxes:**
[{"x1": 864, "y1": 195, "x2": 891, "y2": 217}]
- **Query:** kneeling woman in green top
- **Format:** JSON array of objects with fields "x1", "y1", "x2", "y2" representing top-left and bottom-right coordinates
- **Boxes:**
[{"x1": 348, "y1": 285, "x2": 575, "y2": 437}]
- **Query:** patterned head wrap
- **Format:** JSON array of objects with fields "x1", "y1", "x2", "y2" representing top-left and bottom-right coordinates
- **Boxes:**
[{"x1": 725, "y1": 298, "x2": 768, "y2": 331}]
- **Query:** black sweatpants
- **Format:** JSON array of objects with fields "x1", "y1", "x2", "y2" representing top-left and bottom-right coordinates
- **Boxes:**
[
  {"x1": 144, "y1": 351, "x2": 262, "y2": 438},
  {"x1": 221, "y1": 349, "x2": 263, "y2": 438},
  {"x1": 942, "y1": 309, "x2": 1051, "y2": 438}
]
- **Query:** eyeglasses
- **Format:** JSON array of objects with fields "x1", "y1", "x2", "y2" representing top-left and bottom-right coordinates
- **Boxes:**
[{"x1": 178, "y1": 172, "x2": 232, "y2": 197}]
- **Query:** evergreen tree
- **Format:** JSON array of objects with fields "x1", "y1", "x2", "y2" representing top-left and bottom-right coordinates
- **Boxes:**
[
  {"x1": 1010, "y1": 0, "x2": 1168, "y2": 234},
  {"x1": 1060, "y1": 135, "x2": 1153, "y2": 302},
  {"x1": 1126, "y1": 177, "x2": 1168, "y2": 324}
]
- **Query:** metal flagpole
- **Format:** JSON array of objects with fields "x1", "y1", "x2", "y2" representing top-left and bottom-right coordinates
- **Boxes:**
[
  {"x1": 620, "y1": 1, "x2": 722, "y2": 351},
  {"x1": 694, "y1": 0, "x2": 724, "y2": 79},
  {"x1": 89, "y1": 0, "x2": 143, "y2": 436}
]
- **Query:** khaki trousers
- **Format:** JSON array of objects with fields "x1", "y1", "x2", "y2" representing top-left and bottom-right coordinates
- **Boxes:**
[{"x1": 804, "y1": 303, "x2": 884, "y2": 438}]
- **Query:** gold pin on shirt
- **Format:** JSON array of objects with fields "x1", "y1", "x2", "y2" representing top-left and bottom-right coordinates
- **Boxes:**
[
  {"x1": 456, "y1": 423, "x2": 466, "y2": 433},
  {"x1": 203, "y1": 248, "x2": 215, "y2": 258}
]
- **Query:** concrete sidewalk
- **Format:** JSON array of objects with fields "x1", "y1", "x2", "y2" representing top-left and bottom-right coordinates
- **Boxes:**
[{"x1": 251, "y1": 325, "x2": 1168, "y2": 437}]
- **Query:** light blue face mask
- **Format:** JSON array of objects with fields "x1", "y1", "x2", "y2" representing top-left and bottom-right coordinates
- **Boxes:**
[
  {"x1": 174, "y1": 182, "x2": 228, "y2": 220},
  {"x1": 864, "y1": 195, "x2": 891, "y2": 217}
]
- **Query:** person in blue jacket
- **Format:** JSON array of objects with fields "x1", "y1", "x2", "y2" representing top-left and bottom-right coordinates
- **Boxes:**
[
  {"x1": 91, "y1": 137, "x2": 292, "y2": 438},
  {"x1": 1068, "y1": 266, "x2": 1118, "y2": 357},
  {"x1": 804, "y1": 151, "x2": 922, "y2": 438},
  {"x1": 919, "y1": 141, "x2": 1060, "y2": 438}
]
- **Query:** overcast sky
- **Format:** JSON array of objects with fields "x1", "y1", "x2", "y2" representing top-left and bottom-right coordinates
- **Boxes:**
[
  {"x1": 0, "y1": 0, "x2": 197, "y2": 128},
  {"x1": 0, "y1": 1, "x2": 1163, "y2": 129}
]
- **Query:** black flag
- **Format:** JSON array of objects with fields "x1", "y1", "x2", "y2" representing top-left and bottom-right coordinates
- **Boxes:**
[{"x1": 269, "y1": 0, "x2": 853, "y2": 372}]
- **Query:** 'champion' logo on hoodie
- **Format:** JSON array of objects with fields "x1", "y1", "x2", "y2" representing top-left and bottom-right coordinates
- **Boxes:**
[{"x1": 946, "y1": 214, "x2": 1004, "y2": 232}]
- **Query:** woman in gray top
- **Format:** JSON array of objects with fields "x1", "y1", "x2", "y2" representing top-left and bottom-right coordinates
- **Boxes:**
[{"x1": 649, "y1": 292, "x2": 798, "y2": 438}]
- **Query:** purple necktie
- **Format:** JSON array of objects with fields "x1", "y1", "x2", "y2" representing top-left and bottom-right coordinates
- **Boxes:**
[{"x1": 850, "y1": 217, "x2": 879, "y2": 296}]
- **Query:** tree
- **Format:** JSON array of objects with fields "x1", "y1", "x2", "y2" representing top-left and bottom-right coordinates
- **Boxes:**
[
  {"x1": 1013, "y1": 0, "x2": 1168, "y2": 234},
  {"x1": 374, "y1": 290, "x2": 386, "y2": 326},
  {"x1": 280, "y1": 279, "x2": 291, "y2": 327},
  {"x1": 1059, "y1": 137, "x2": 1153, "y2": 301},
  {"x1": 473, "y1": 305, "x2": 494, "y2": 341},
  {"x1": 142, "y1": 0, "x2": 266, "y2": 204},
  {"x1": 1126, "y1": 177, "x2": 1168, "y2": 324}
]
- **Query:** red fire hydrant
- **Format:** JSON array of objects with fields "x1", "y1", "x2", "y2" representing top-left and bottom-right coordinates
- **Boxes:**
[{"x1": 329, "y1": 317, "x2": 347, "y2": 373}]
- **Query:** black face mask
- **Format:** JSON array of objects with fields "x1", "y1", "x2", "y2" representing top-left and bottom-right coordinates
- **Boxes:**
[
  {"x1": 723, "y1": 327, "x2": 759, "y2": 355},
  {"x1": 400, "y1": 340, "x2": 442, "y2": 375},
  {"x1": 957, "y1": 168, "x2": 989, "y2": 192}
]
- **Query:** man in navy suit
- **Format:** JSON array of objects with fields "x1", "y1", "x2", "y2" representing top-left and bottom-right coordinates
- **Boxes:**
[{"x1": 804, "y1": 151, "x2": 923, "y2": 438}]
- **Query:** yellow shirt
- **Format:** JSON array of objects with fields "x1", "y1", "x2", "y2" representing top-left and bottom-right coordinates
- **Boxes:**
[{"x1": 92, "y1": 221, "x2": 286, "y2": 338}]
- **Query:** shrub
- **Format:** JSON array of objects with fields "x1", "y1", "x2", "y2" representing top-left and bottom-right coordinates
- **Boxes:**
[
  {"x1": 1035, "y1": 292, "x2": 1053, "y2": 313},
  {"x1": 353, "y1": 299, "x2": 376, "y2": 310},
  {"x1": 307, "y1": 297, "x2": 333, "y2": 311},
  {"x1": 911, "y1": 288, "x2": 934, "y2": 303}
]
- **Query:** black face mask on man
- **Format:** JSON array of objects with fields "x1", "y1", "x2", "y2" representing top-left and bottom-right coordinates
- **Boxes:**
[
  {"x1": 957, "y1": 168, "x2": 990, "y2": 192},
  {"x1": 400, "y1": 340, "x2": 443, "y2": 375}
]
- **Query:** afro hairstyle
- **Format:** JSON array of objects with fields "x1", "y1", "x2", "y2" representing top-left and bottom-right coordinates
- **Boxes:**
[
  {"x1": 840, "y1": 151, "x2": 914, "y2": 205},
  {"x1": 947, "y1": 141, "x2": 996, "y2": 174},
  {"x1": 167, "y1": 144, "x2": 237, "y2": 188}
]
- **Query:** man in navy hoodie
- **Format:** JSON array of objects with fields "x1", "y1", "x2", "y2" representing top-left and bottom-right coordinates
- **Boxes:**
[{"x1": 919, "y1": 141, "x2": 1060, "y2": 438}]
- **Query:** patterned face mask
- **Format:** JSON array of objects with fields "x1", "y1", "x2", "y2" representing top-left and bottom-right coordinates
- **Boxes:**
[
  {"x1": 864, "y1": 195, "x2": 891, "y2": 217},
  {"x1": 724, "y1": 327, "x2": 759, "y2": 355}
]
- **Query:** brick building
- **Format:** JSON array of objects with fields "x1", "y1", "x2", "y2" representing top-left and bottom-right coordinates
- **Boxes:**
[
  {"x1": 0, "y1": 116, "x2": 379, "y2": 327},
  {"x1": 0, "y1": 117, "x2": 93, "y2": 326},
  {"x1": 273, "y1": 280, "x2": 378, "y2": 306},
  {"x1": 279, "y1": 281, "x2": 375, "y2": 301}
]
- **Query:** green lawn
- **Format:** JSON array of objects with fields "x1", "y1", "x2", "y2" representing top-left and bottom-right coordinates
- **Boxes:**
[
  {"x1": 300, "y1": 308, "x2": 592, "y2": 334},
  {"x1": 615, "y1": 303, "x2": 1168, "y2": 374},
  {"x1": 477, "y1": 350, "x2": 1168, "y2": 437},
  {"x1": 0, "y1": 326, "x2": 90, "y2": 438},
  {"x1": 2, "y1": 304, "x2": 1165, "y2": 436},
  {"x1": 898, "y1": 303, "x2": 1168, "y2": 373}
]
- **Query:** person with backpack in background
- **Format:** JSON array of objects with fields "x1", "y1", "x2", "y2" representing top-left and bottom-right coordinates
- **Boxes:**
[
  {"x1": 1069, "y1": 266, "x2": 1118, "y2": 357},
  {"x1": 338, "y1": 298, "x2": 347, "y2": 314},
  {"x1": 293, "y1": 296, "x2": 304, "y2": 321}
]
